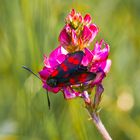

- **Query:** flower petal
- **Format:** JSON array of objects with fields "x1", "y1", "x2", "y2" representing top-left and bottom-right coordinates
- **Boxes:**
[
  {"x1": 82, "y1": 48, "x2": 93, "y2": 66},
  {"x1": 43, "y1": 83, "x2": 60, "y2": 93},
  {"x1": 71, "y1": 29, "x2": 78, "y2": 46},
  {"x1": 39, "y1": 67, "x2": 50, "y2": 80},
  {"x1": 49, "y1": 46, "x2": 68, "y2": 68},
  {"x1": 84, "y1": 14, "x2": 91, "y2": 25},
  {"x1": 103, "y1": 59, "x2": 111, "y2": 74},
  {"x1": 63, "y1": 86, "x2": 80, "y2": 99},
  {"x1": 59, "y1": 26, "x2": 71, "y2": 46},
  {"x1": 92, "y1": 40, "x2": 110, "y2": 62},
  {"x1": 89, "y1": 24, "x2": 99, "y2": 42},
  {"x1": 93, "y1": 84, "x2": 104, "y2": 108},
  {"x1": 81, "y1": 91, "x2": 91, "y2": 104},
  {"x1": 56, "y1": 54, "x2": 67, "y2": 64},
  {"x1": 81, "y1": 25, "x2": 92, "y2": 43},
  {"x1": 43, "y1": 55, "x2": 51, "y2": 68},
  {"x1": 91, "y1": 69, "x2": 105, "y2": 87}
]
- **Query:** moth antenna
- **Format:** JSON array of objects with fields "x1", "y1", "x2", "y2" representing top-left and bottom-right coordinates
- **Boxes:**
[
  {"x1": 22, "y1": 66, "x2": 41, "y2": 80},
  {"x1": 46, "y1": 90, "x2": 51, "y2": 109},
  {"x1": 22, "y1": 66, "x2": 51, "y2": 108}
]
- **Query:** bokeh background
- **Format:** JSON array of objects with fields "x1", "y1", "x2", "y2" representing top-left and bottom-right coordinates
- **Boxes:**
[{"x1": 0, "y1": 0, "x2": 140, "y2": 140}]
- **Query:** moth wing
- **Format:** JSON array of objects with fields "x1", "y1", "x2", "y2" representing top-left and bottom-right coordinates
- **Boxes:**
[
  {"x1": 50, "y1": 51, "x2": 84, "y2": 78},
  {"x1": 68, "y1": 72, "x2": 96, "y2": 85},
  {"x1": 57, "y1": 72, "x2": 96, "y2": 87}
]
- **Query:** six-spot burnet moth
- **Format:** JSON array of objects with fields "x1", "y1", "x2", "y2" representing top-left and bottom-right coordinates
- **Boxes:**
[
  {"x1": 46, "y1": 51, "x2": 96, "y2": 87},
  {"x1": 22, "y1": 51, "x2": 96, "y2": 109}
]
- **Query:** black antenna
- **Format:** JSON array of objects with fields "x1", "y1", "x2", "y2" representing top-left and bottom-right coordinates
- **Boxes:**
[
  {"x1": 22, "y1": 65, "x2": 51, "y2": 109},
  {"x1": 22, "y1": 66, "x2": 41, "y2": 80},
  {"x1": 46, "y1": 90, "x2": 51, "y2": 109}
]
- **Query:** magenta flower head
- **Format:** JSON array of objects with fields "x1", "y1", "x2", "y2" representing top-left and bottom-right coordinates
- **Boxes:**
[
  {"x1": 39, "y1": 9, "x2": 111, "y2": 109},
  {"x1": 59, "y1": 9, "x2": 99, "y2": 52}
]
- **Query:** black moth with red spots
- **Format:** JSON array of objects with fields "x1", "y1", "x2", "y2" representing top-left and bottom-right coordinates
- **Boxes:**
[{"x1": 46, "y1": 51, "x2": 96, "y2": 87}]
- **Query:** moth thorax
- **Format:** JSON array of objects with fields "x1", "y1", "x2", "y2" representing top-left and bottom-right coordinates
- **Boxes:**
[{"x1": 47, "y1": 77, "x2": 58, "y2": 87}]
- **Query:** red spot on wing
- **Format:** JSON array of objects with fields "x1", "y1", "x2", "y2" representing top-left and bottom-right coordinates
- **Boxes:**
[
  {"x1": 68, "y1": 56, "x2": 74, "y2": 63},
  {"x1": 78, "y1": 73, "x2": 88, "y2": 82},
  {"x1": 73, "y1": 59, "x2": 79, "y2": 64},
  {"x1": 61, "y1": 63, "x2": 68, "y2": 71},
  {"x1": 70, "y1": 78, "x2": 75, "y2": 84},
  {"x1": 81, "y1": 73, "x2": 87, "y2": 78},
  {"x1": 51, "y1": 70, "x2": 58, "y2": 77},
  {"x1": 58, "y1": 83, "x2": 64, "y2": 87},
  {"x1": 68, "y1": 56, "x2": 80, "y2": 65}
]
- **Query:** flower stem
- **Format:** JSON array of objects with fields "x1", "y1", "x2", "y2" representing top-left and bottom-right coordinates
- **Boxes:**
[{"x1": 89, "y1": 111, "x2": 112, "y2": 140}]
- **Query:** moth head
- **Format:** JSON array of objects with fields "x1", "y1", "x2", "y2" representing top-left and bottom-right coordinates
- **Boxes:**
[{"x1": 47, "y1": 77, "x2": 58, "y2": 87}]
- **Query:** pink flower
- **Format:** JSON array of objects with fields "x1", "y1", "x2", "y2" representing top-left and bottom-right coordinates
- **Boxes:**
[
  {"x1": 39, "y1": 9, "x2": 111, "y2": 105},
  {"x1": 59, "y1": 9, "x2": 99, "y2": 52},
  {"x1": 39, "y1": 40, "x2": 111, "y2": 103}
]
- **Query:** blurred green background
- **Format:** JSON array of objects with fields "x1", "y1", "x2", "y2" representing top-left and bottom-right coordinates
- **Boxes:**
[{"x1": 0, "y1": 0, "x2": 140, "y2": 140}]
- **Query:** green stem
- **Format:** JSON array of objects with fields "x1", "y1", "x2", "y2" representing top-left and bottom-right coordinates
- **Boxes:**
[
  {"x1": 91, "y1": 112, "x2": 112, "y2": 140},
  {"x1": 84, "y1": 90, "x2": 112, "y2": 140}
]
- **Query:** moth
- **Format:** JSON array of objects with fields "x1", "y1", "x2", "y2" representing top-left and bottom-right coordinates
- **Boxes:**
[
  {"x1": 23, "y1": 51, "x2": 96, "y2": 109},
  {"x1": 46, "y1": 51, "x2": 96, "y2": 87}
]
